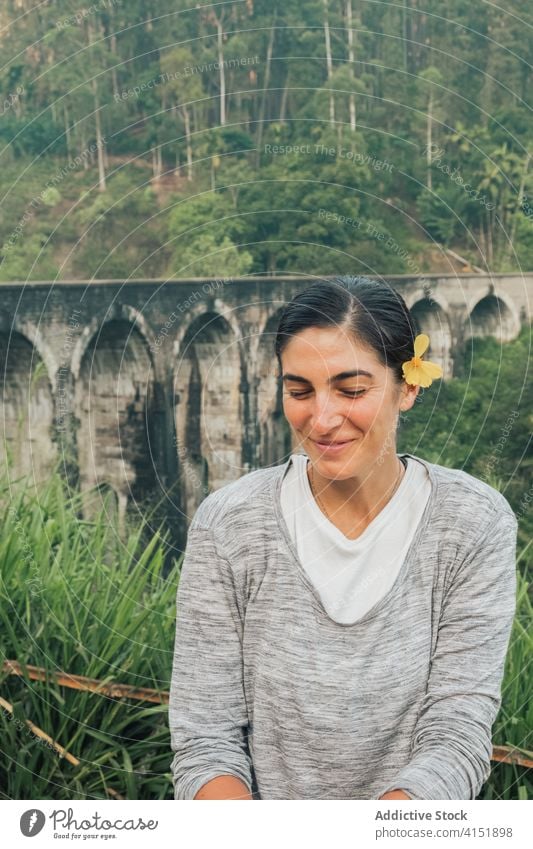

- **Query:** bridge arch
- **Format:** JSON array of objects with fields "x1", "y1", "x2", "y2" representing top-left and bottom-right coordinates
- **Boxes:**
[
  {"x1": 173, "y1": 298, "x2": 242, "y2": 352},
  {"x1": 74, "y1": 317, "x2": 156, "y2": 520},
  {"x1": 466, "y1": 293, "x2": 520, "y2": 342},
  {"x1": 7, "y1": 319, "x2": 57, "y2": 391},
  {"x1": 174, "y1": 309, "x2": 244, "y2": 521},
  {"x1": 0, "y1": 317, "x2": 56, "y2": 486},
  {"x1": 410, "y1": 297, "x2": 453, "y2": 378},
  {"x1": 71, "y1": 303, "x2": 157, "y2": 380}
]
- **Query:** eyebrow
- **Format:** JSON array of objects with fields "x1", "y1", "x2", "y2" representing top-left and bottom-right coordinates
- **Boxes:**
[{"x1": 281, "y1": 369, "x2": 373, "y2": 384}]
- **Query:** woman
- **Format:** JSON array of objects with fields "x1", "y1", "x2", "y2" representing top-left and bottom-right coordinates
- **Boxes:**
[{"x1": 168, "y1": 275, "x2": 518, "y2": 800}]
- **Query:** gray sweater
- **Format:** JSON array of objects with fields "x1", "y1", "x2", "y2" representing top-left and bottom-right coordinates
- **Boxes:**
[{"x1": 168, "y1": 453, "x2": 518, "y2": 800}]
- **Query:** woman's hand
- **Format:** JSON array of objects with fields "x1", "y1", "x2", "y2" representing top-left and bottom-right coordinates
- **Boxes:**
[{"x1": 379, "y1": 790, "x2": 411, "y2": 800}]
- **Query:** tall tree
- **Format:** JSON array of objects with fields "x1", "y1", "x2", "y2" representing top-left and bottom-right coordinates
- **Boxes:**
[
  {"x1": 345, "y1": 0, "x2": 356, "y2": 131},
  {"x1": 323, "y1": 0, "x2": 335, "y2": 125},
  {"x1": 418, "y1": 66, "x2": 443, "y2": 190}
]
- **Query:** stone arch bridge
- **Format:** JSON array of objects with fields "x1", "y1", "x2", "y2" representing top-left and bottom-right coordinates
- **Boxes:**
[{"x1": 0, "y1": 274, "x2": 530, "y2": 543}]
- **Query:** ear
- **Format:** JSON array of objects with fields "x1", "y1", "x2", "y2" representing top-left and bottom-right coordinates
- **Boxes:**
[{"x1": 398, "y1": 380, "x2": 420, "y2": 413}]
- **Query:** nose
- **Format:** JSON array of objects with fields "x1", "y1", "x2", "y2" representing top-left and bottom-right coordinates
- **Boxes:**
[{"x1": 309, "y1": 392, "x2": 344, "y2": 434}]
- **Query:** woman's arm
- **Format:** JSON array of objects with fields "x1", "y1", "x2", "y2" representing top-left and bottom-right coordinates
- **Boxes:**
[
  {"x1": 168, "y1": 522, "x2": 254, "y2": 800},
  {"x1": 379, "y1": 790, "x2": 411, "y2": 800},
  {"x1": 194, "y1": 775, "x2": 253, "y2": 800},
  {"x1": 376, "y1": 505, "x2": 518, "y2": 800}
]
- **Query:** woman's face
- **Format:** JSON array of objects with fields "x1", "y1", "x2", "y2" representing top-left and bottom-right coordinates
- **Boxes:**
[{"x1": 280, "y1": 326, "x2": 419, "y2": 479}]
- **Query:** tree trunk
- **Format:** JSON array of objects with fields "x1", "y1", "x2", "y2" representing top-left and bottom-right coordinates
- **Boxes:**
[
  {"x1": 487, "y1": 209, "x2": 493, "y2": 267},
  {"x1": 152, "y1": 145, "x2": 162, "y2": 181},
  {"x1": 346, "y1": 0, "x2": 356, "y2": 131},
  {"x1": 279, "y1": 70, "x2": 289, "y2": 125},
  {"x1": 180, "y1": 106, "x2": 193, "y2": 181},
  {"x1": 255, "y1": 14, "x2": 276, "y2": 167},
  {"x1": 426, "y1": 89, "x2": 433, "y2": 190},
  {"x1": 402, "y1": 0, "x2": 408, "y2": 72},
  {"x1": 110, "y1": 31, "x2": 120, "y2": 100},
  {"x1": 64, "y1": 104, "x2": 71, "y2": 159},
  {"x1": 87, "y1": 19, "x2": 106, "y2": 190},
  {"x1": 323, "y1": 0, "x2": 335, "y2": 125},
  {"x1": 505, "y1": 151, "x2": 530, "y2": 264},
  {"x1": 92, "y1": 78, "x2": 107, "y2": 192},
  {"x1": 478, "y1": 219, "x2": 486, "y2": 267},
  {"x1": 81, "y1": 125, "x2": 89, "y2": 170},
  {"x1": 216, "y1": 19, "x2": 226, "y2": 124}
]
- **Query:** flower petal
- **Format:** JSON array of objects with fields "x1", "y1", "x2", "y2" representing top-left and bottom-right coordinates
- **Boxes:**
[
  {"x1": 402, "y1": 359, "x2": 442, "y2": 387},
  {"x1": 414, "y1": 333, "x2": 430, "y2": 358},
  {"x1": 421, "y1": 360, "x2": 443, "y2": 380},
  {"x1": 402, "y1": 362, "x2": 424, "y2": 385}
]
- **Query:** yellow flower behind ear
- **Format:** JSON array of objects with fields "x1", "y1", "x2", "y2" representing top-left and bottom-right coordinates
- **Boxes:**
[{"x1": 402, "y1": 333, "x2": 444, "y2": 388}]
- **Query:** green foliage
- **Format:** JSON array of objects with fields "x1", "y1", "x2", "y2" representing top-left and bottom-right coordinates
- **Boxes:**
[
  {"x1": 416, "y1": 185, "x2": 471, "y2": 245},
  {"x1": 399, "y1": 325, "x2": 532, "y2": 534},
  {"x1": 1, "y1": 1, "x2": 532, "y2": 279},
  {"x1": 398, "y1": 327, "x2": 533, "y2": 798},
  {"x1": 479, "y1": 568, "x2": 533, "y2": 800},
  {"x1": 171, "y1": 230, "x2": 254, "y2": 277},
  {"x1": 41, "y1": 187, "x2": 61, "y2": 207},
  {"x1": 71, "y1": 168, "x2": 164, "y2": 279},
  {"x1": 0, "y1": 466, "x2": 180, "y2": 800},
  {"x1": 166, "y1": 191, "x2": 253, "y2": 277},
  {"x1": 512, "y1": 214, "x2": 533, "y2": 270},
  {"x1": 0, "y1": 231, "x2": 58, "y2": 282}
]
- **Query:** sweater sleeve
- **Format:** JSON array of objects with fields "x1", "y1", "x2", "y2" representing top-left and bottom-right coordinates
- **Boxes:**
[
  {"x1": 168, "y1": 521, "x2": 253, "y2": 800},
  {"x1": 376, "y1": 506, "x2": 518, "y2": 800}
]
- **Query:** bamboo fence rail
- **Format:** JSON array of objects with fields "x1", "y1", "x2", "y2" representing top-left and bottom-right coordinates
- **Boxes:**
[{"x1": 3, "y1": 659, "x2": 532, "y2": 771}]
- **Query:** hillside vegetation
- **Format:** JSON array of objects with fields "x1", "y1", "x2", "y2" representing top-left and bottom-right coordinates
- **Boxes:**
[{"x1": 1, "y1": 1, "x2": 533, "y2": 280}]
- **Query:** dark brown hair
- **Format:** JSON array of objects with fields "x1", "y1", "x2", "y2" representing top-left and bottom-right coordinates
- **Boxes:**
[{"x1": 275, "y1": 276, "x2": 417, "y2": 384}]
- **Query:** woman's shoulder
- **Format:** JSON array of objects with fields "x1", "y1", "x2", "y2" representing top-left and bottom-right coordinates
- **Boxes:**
[
  {"x1": 410, "y1": 453, "x2": 518, "y2": 527},
  {"x1": 189, "y1": 461, "x2": 287, "y2": 532}
]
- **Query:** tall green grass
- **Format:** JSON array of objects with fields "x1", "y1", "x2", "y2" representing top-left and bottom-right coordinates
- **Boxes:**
[
  {"x1": 480, "y1": 550, "x2": 533, "y2": 799},
  {"x1": 0, "y1": 470, "x2": 180, "y2": 799},
  {"x1": 0, "y1": 468, "x2": 531, "y2": 798}
]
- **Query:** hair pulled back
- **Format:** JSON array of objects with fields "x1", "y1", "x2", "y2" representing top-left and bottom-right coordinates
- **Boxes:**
[{"x1": 274, "y1": 276, "x2": 418, "y2": 385}]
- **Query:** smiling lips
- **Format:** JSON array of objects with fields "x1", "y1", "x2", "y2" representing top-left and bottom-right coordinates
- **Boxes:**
[{"x1": 311, "y1": 438, "x2": 356, "y2": 454}]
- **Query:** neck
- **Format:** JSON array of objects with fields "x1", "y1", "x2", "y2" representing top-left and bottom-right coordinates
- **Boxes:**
[{"x1": 308, "y1": 452, "x2": 405, "y2": 522}]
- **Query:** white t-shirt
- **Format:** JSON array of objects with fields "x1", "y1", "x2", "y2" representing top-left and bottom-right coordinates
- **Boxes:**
[{"x1": 280, "y1": 453, "x2": 432, "y2": 624}]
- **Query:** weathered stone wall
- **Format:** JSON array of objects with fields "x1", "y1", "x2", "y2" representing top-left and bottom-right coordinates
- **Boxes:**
[{"x1": 0, "y1": 274, "x2": 530, "y2": 543}]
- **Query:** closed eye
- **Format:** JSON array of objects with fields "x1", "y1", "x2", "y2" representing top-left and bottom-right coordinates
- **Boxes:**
[{"x1": 286, "y1": 389, "x2": 366, "y2": 399}]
